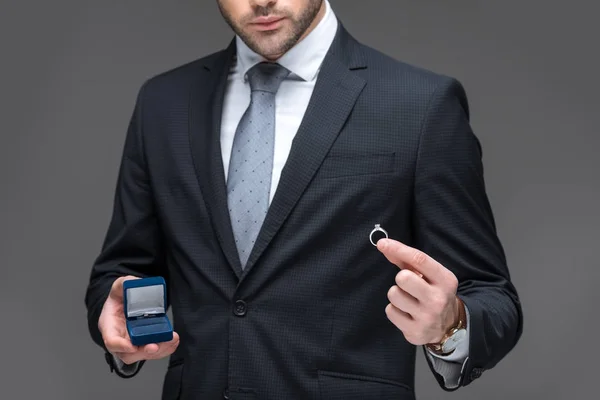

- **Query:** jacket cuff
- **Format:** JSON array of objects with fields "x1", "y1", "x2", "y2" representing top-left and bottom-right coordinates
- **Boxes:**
[{"x1": 105, "y1": 352, "x2": 144, "y2": 379}]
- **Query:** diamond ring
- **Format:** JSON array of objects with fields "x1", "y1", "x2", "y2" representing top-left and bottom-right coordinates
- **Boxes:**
[{"x1": 369, "y1": 224, "x2": 388, "y2": 246}]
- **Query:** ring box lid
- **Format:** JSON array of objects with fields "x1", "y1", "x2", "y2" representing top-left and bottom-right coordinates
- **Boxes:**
[{"x1": 123, "y1": 277, "x2": 167, "y2": 319}]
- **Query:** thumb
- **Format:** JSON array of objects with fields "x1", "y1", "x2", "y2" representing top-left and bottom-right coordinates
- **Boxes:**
[{"x1": 110, "y1": 275, "x2": 141, "y2": 299}]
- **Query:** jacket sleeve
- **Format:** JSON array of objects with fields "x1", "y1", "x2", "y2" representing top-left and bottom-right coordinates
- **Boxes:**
[
  {"x1": 412, "y1": 77, "x2": 524, "y2": 390},
  {"x1": 84, "y1": 81, "x2": 168, "y2": 377}
]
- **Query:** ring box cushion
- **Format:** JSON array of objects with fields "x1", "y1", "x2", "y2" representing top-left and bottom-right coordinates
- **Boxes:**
[{"x1": 123, "y1": 277, "x2": 173, "y2": 346}]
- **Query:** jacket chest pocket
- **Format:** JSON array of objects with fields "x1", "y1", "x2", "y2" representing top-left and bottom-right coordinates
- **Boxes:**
[{"x1": 316, "y1": 152, "x2": 396, "y2": 180}]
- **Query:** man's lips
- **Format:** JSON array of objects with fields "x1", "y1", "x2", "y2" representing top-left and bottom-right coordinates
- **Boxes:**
[{"x1": 250, "y1": 16, "x2": 285, "y2": 31}]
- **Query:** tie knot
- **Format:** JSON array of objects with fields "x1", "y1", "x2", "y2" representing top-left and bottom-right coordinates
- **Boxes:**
[{"x1": 246, "y1": 62, "x2": 290, "y2": 93}]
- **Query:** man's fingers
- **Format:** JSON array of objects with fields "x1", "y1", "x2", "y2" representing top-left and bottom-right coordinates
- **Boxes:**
[
  {"x1": 161, "y1": 332, "x2": 180, "y2": 353},
  {"x1": 143, "y1": 343, "x2": 160, "y2": 354},
  {"x1": 142, "y1": 332, "x2": 180, "y2": 356},
  {"x1": 112, "y1": 332, "x2": 180, "y2": 361},
  {"x1": 140, "y1": 332, "x2": 180, "y2": 359},
  {"x1": 114, "y1": 333, "x2": 180, "y2": 365},
  {"x1": 385, "y1": 303, "x2": 413, "y2": 331},
  {"x1": 395, "y1": 269, "x2": 428, "y2": 301},
  {"x1": 156, "y1": 331, "x2": 180, "y2": 349},
  {"x1": 387, "y1": 285, "x2": 419, "y2": 316},
  {"x1": 377, "y1": 239, "x2": 441, "y2": 283},
  {"x1": 104, "y1": 335, "x2": 138, "y2": 354}
]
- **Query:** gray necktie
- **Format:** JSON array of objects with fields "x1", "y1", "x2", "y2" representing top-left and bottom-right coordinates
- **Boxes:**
[{"x1": 227, "y1": 62, "x2": 290, "y2": 268}]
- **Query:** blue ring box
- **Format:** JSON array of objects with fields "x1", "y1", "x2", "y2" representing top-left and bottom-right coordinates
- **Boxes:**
[{"x1": 123, "y1": 277, "x2": 173, "y2": 346}]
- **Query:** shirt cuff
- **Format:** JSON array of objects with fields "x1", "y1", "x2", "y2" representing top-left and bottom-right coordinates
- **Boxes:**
[{"x1": 111, "y1": 353, "x2": 142, "y2": 377}]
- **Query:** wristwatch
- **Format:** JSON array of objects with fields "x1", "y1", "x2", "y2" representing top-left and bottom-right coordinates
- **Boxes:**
[{"x1": 426, "y1": 298, "x2": 467, "y2": 356}]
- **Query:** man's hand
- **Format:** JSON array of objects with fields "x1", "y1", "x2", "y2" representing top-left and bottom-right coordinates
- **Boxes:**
[
  {"x1": 376, "y1": 238, "x2": 463, "y2": 346},
  {"x1": 98, "y1": 275, "x2": 180, "y2": 365}
]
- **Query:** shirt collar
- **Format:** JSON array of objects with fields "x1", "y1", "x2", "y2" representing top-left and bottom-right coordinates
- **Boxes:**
[{"x1": 235, "y1": 0, "x2": 338, "y2": 82}]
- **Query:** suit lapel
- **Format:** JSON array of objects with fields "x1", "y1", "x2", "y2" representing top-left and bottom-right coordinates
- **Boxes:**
[
  {"x1": 189, "y1": 40, "x2": 244, "y2": 278},
  {"x1": 241, "y1": 25, "x2": 367, "y2": 278}
]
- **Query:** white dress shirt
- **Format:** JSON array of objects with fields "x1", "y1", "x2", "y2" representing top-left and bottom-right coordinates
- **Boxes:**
[{"x1": 114, "y1": 0, "x2": 471, "y2": 388}]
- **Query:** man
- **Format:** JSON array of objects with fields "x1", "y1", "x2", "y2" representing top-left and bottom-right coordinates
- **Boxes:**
[{"x1": 85, "y1": 0, "x2": 523, "y2": 399}]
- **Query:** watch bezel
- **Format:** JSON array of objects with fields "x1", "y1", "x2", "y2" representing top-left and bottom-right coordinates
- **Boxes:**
[{"x1": 440, "y1": 327, "x2": 467, "y2": 354}]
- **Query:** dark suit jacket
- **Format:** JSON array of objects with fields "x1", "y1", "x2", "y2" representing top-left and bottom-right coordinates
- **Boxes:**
[{"x1": 85, "y1": 23, "x2": 523, "y2": 400}]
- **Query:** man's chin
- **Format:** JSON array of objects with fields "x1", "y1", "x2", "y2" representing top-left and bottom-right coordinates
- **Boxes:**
[{"x1": 246, "y1": 37, "x2": 292, "y2": 60}]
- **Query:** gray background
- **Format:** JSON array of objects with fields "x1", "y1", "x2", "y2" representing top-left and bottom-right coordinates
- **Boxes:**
[{"x1": 1, "y1": 0, "x2": 598, "y2": 399}]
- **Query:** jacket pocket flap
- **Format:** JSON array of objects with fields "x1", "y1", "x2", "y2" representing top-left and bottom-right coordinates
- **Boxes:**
[{"x1": 317, "y1": 370, "x2": 414, "y2": 400}]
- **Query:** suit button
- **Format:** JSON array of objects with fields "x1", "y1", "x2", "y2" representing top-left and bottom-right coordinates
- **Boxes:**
[
  {"x1": 233, "y1": 300, "x2": 247, "y2": 316},
  {"x1": 223, "y1": 388, "x2": 230, "y2": 399}
]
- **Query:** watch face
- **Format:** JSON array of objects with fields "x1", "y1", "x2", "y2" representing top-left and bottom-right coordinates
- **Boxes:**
[{"x1": 441, "y1": 329, "x2": 467, "y2": 353}]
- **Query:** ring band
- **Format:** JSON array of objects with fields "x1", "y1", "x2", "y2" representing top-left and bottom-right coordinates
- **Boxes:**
[{"x1": 369, "y1": 224, "x2": 388, "y2": 246}]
